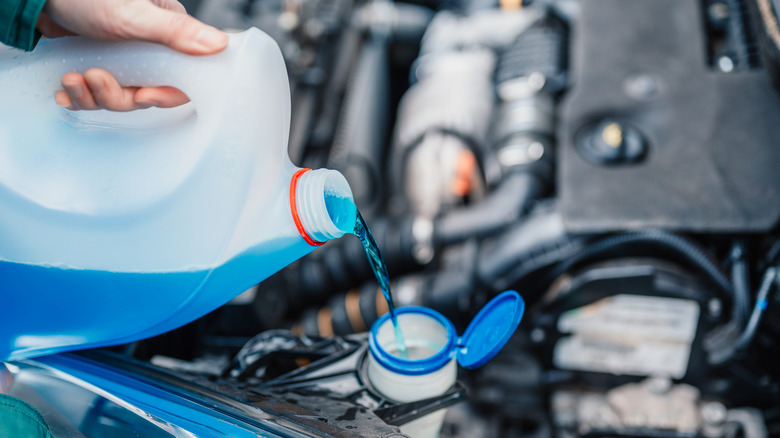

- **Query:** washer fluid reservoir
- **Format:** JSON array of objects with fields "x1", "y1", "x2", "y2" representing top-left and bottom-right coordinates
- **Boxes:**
[
  {"x1": 0, "y1": 29, "x2": 356, "y2": 361},
  {"x1": 368, "y1": 291, "x2": 525, "y2": 438}
]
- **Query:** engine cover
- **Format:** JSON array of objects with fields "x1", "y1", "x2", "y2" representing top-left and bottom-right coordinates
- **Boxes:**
[{"x1": 559, "y1": 0, "x2": 780, "y2": 232}]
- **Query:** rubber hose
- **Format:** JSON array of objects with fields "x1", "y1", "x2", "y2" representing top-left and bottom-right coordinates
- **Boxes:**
[
  {"x1": 434, "y1": 171, "x2": 545, "y2": 245},
  {"x1": 552, "y1": 230, "x2": 734, "y2": 310}
]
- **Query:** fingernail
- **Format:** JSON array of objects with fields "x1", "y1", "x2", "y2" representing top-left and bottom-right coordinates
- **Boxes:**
[
  {"x1": 54, "y1": 91, "x2": 70, "y2": 108},
  {"x1": 63, "y1": 81, "x2": 83, "y2": 98},
  {"x1": 55, "y1": 98, "x2": 77, "y2": 110},
  {"x1": 194, "y1": 27, "x2": 228, "y2": 51},
  {"x1": 135, "y1": 100, "x2": 159, "y2": 108}
]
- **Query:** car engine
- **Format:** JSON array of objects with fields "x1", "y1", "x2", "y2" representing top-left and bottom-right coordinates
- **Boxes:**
[{"x1": 54, "y1": 0, "x2": 780, "y2": 436}]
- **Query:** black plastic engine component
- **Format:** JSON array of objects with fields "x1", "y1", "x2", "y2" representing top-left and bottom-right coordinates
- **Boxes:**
[
  {"x1": 559, "y1": 0, "x2": 780, "y2": 232},
  {"x1": 495, "y1": 13, "x2": 567, "y2": 93}
]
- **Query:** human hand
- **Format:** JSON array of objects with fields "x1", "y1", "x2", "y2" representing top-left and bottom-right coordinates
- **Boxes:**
[
  {"x1": 54, "y1": 69, "x2": 191, "y2": 111},
  {"x1": 39, "y1": 0, "x2": 228, "y2": 111}
]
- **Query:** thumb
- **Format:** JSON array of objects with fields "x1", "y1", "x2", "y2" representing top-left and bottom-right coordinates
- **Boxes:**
[
  {"x1": 150, "y1": 0, "x2": 187, "y2": 13},
  {"x1": 36, "y1": 11, "x2": 78, "y2": 38},
  {"x1": 118, "y1": 2, "x2": 228, "y2": 55}
]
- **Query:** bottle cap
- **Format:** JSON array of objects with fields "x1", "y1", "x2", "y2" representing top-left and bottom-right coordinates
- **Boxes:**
[{"x1": 456, "y1": 290, "x2": 525, "y2": 369}]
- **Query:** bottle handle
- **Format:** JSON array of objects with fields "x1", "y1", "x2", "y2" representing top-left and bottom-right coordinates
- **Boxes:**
[{"x1": 30, "y1": 28, "x2": 286, "y2": 125}]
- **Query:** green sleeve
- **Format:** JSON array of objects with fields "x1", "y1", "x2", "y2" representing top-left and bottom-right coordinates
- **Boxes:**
[
  {"x1": 0, "y1": 394, "x2": 55, "y2": 438},
  {"x1": 0, "y1": 0, "x2": 47, "y2": 51}
]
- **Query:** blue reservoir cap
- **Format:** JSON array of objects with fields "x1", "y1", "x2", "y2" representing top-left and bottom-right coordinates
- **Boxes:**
[{"x1": 456, "y1": 290, "x2": 525, "y2": 369}]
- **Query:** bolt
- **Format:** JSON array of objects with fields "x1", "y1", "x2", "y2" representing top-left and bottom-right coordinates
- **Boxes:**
[
  {"x1": 576, "y1": 119, "x2": 647, "y2": 165},
  {"x1": 718, "y1": 56, "x2": 735, "y2": 73},
  {"x1": 601, "y1": 122, "x2": 623, "y2": 148}
]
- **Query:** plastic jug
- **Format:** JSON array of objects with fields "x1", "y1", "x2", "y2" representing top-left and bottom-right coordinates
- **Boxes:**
[
  {"x1": 0, "y1": 29, "x2": 357, "y2": 361},
  {"x1": 367, "y1": 291, "x2": 525, "y2": 438}
]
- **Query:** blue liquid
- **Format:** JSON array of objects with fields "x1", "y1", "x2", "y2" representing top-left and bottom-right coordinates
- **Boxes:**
[
  {"x1": 1, "y1": 193, "x2": 406, "y2": 361},
  {"x1": 0, "y1": 236, "x2": 311, "y2": 361},
  {"x1": 308, "y1": 193, "x2": 408, "y2": 357},
  {"x1": 393, "y1": 324, "x2": 408, "y2": 359},
  {"x1": 325, "y1": 192, "x2": 357, "y2": 234},
  {"x1": 353, "y1": 212, "x2": 408, "y2": 359}
]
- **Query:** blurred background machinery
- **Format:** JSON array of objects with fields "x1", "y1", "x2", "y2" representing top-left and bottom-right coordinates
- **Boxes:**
[{"x1": 100, "y1": 0, "x2": 780, "y2": 436}]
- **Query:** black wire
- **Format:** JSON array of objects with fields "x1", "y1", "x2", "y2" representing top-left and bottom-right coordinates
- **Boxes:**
[
  {"x1": 489, "y1": 237, "x2": 587, "y2": 292},
  {"x1": 549, "y1": 230, "x2": 733, "y2": 302},
  {"x1": 488, "y1": 229, "x2": 733, "y2": 308}
]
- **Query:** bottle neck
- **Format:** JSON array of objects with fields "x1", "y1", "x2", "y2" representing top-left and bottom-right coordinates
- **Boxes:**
[{"x1": 291, "y1": 168, "x2": 356, "y2": 245}]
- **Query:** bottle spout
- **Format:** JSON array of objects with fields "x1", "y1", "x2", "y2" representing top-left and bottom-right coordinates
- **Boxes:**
[{"x1": 291, "y1": 168, "x2": 357, "y2": 245}]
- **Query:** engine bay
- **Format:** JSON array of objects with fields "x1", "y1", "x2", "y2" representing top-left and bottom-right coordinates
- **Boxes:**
[{"x1": 67, "y1": 0, "x2": 780, "y2": 436}]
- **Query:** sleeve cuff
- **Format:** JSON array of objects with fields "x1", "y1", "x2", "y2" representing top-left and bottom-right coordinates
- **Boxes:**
[
  {"x1": 17, "y1": 0, "x2": 46, "y2": 50},
  {"x1": 0, "y1": 0, "x2": 47, "y2": 51}
]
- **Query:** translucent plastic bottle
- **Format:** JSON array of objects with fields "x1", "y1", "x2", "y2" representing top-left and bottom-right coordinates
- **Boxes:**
[{"x1": 0, "y1": 29, "x2": 356, "y2": 360}]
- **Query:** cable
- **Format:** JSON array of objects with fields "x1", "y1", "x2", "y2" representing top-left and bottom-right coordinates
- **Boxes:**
[
  {"x1": 551, "y1": 230, "x2": 733, "y2": 304},
  {"x1": 734, "y1": 267, "x2": 779, "y2": 352},
  {"x1": 707, "y1": 266, "x2": 778, "y2": 365}
]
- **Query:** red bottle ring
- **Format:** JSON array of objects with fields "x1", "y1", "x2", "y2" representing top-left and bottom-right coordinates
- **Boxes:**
[{"x1": 290, "y1": 168, "x2": 325, "y2": 247}]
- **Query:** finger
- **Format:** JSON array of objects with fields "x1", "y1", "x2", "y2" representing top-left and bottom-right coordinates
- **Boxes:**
[
  {"x1": 134, "y1": 86, "x2": 190, "y2": 108},
  {"x1": 54, "y1": 90, "x2": 77, "y2": 110},
  {"x1": 36, "y1": 11, "x2": 77, "y2": 38},
  {"x1": 84, "y1": 68, "x2": 141, "y2": 112},
  {"x1": 150, "y1": 0, "x2": 187, "y2": 14},
  {"x1": 116, "y1": 2, "x2": 227, "y2": 55},
  {"x1": 61, "y1": 72, "x2": 99, "y2": 110}
]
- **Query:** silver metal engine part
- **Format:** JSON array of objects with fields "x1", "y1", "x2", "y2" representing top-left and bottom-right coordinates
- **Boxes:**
[{"x1": 552, "y1": 377, "x2": 768, "y2": 438}]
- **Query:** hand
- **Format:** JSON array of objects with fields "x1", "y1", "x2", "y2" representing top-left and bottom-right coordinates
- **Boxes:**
[
  {"x1": 39, "y1": 0, "x2": 228, "y2": 111},
  {"x1": 54, "y1": 69, "x2": 191, "y2": 111}
]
